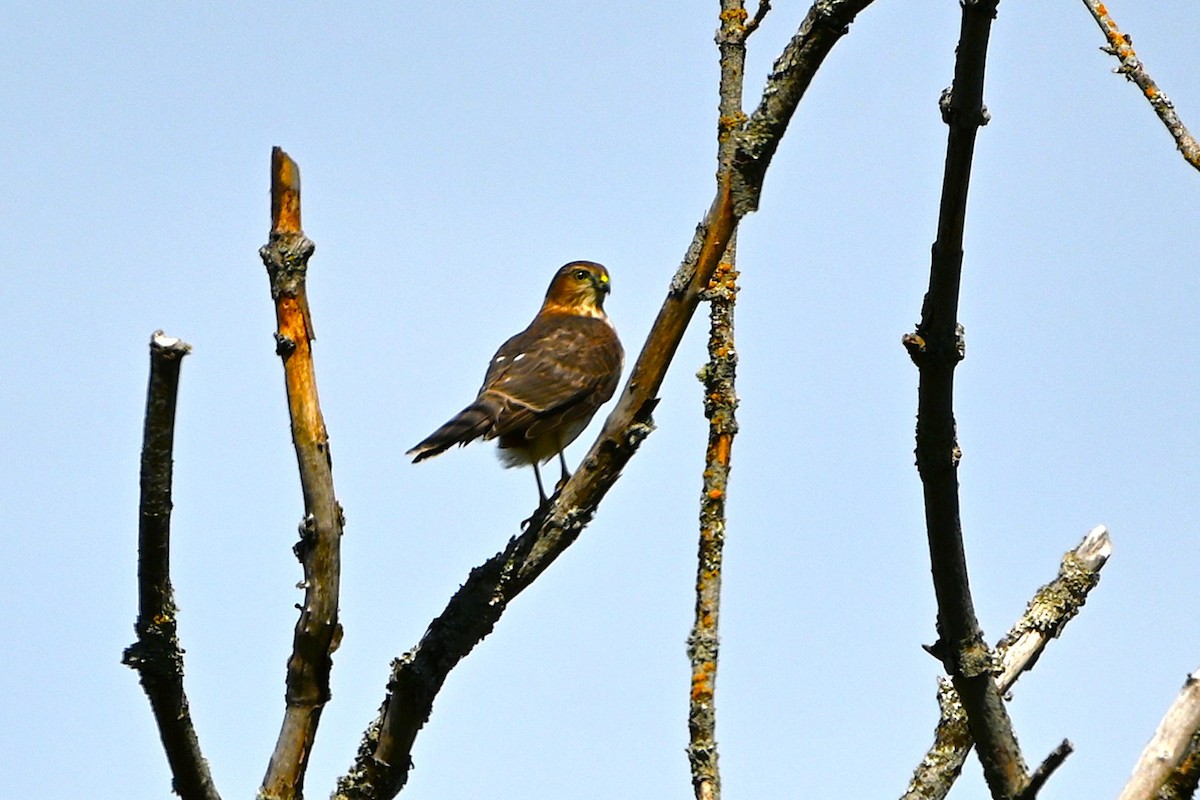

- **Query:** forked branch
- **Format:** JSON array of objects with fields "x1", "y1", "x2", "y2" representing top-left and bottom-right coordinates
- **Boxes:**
[
  {"x1": 334, "y1": 2, "x2": 876, "y2": 797},
  {"x1": 902, "y1": 526, "x2": 1113, "y2": 800}
]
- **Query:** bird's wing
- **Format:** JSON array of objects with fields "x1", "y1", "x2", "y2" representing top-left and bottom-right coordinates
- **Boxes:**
[{"x1": 479, "y1": 315, "x2": 623, "y2": 440}]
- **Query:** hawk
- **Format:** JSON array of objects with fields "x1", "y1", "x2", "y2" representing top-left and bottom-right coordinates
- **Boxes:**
[{"x1": 408, "y1": 261, "x2": 624, "y2": 506}]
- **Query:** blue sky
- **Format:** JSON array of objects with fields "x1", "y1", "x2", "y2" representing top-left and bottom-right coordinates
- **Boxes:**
[{"x1": 3, "y1": 3, "x2": 1198, "y2": 799}]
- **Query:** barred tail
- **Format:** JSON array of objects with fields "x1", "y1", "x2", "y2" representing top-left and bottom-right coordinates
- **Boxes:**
[{"x1": 407, "y1": 399, "x2": 499, "y2": 462}]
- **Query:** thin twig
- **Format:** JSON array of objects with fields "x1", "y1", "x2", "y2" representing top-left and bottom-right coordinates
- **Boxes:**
[
  {"x1": 686, "y1": 5, "x2": 748, "y2": 798},
  {"x1": 1079, "y1": 0, "x2": 1200, "y2": 171},
  {"x1": 333, "y1": 3, "x2": 876, "y2": 798},
  {"x1": 123, "y1": 332, "x2": 220, "y2": 800},
  {"x1": 901, "y1": 1, "x2": 1045, "y2": 798},
  {"x1": 1118, "y1": 669, "x2": 1200, "y2": 800},
  {"x1": 259, "y1": 147, "x2": 346, "y2": 800},
  {"x1": 1017, "y1": 740, "x2": 1074, "y2": 800},
  {"x1": 901, "y1": 526, "x2": 1111, "y2": 800}
]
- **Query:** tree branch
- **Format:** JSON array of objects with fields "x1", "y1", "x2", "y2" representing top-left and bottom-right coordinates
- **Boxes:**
[
  {"x1": 123, "y1": 331, "x2": 220, "y2": 800},
  {"x1": 686, "y1": 4, "x2": 749, "y2": 798},
  {"x1": 1079, "y1": 0, "x2": 1200, "y2": 171},
  {"x1": 259, "y1": 147, "x2": 346, "y2": 800},
  {"x1": 901, "y1": 526, "x2": 1113, "y2": 800},
  {"x1": 901, "y1": 2, "x2": 1053, "y2": 797},
  {"x1": 1118, "y1": 668, "x2": 1200, "y2": 800},
  {"x1": 333, "y1": 3, "x2": 876, "y2": 798}
]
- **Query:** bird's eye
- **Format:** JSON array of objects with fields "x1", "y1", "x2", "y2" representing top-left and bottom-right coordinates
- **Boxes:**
[{"x1": 573, "y1": 269, "x2": 589, "y2": 281}]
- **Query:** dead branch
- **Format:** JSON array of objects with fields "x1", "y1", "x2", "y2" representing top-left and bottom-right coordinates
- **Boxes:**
[
  {"x1": 901, "y1": 1, "x2": 1060, "y2": 797},
  {"x1": 1118, "y1": 669, "x2": 1200, "y2": 800},
  {"x1": 259, "y1": 148, "x2": 346, "y2": 800},
  {"x1": 1079, "y1": 1, "x2": 1200, "y2": 171},
  {"x1": 333, "y1": 2, "x2": 876, "y2": 798},
  {"x1": 686, "y1": 4, "x2": 749, "y2": 797},
  {"x1": 123, "y1": 332, "x2": 220, "y2": 800},
  {"x1": 901, "y1": 526, "x2": 1113, "y2": 800}
]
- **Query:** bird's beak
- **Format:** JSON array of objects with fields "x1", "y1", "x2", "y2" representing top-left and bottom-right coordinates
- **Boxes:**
[{"x1": 594, "y1": 273, "x2": 611, "y2": 296}]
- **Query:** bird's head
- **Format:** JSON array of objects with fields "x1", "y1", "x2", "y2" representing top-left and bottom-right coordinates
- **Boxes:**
[{"x1": 542, "y1": 261, "x2": 612, "y2": 319}]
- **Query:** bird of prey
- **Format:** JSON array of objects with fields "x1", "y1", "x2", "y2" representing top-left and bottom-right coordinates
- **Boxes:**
[{"x1": 407, "y1": 260, "x2": 624, "y2": 506}]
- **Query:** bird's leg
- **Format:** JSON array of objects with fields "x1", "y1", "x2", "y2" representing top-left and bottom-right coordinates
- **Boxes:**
[
  {"x1": 532, "y1": 461, "x2": 549, "y2": 507},
  {"x1": 522, "y1": 462, "x2": 552, "y2": 531},
  {"x1": 555, "y1": 449, "x2": 571, "y2": 491}
]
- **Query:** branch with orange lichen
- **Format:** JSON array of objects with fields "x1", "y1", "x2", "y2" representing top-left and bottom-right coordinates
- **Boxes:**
[
  {"x1": 334, "y1": 3, "x2": 875, "y2": 798},
  {"x1": 123, "y1": 332, "x2": 221, "y2": 800},
  {"x1": 686, "y1": 3, "x2": 753, "y2": 798},
  {"x1": 259, "y1": 147, "x2": 346, "y2": 800},
  {"x1": 1080, "y1": 1, "x2": 1200, "y2": 171}
]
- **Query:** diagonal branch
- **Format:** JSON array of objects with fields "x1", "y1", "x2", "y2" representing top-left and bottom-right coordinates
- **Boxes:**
[
  {"x1": 1118, "y1": 668, "x2": 1200, "y2": 800},
  {"x1": 333, "y1": 3, "x2": 876, "y2": 798},
  {"x1": 123, "y1": 331, "x2": 220, "y2": 800},
  {"x1": 686, "y1": 4, "x2": 750, "y2": 799},
  {"x1": 901, "y1": 526, "x2": 1113, "y2": 800},
  {"x1": 1079, "y1": 0, "x2": 1200, "y2": 171},
  {"x1": 259, "y1": 147, "x2": 346, "y2": 800},
  {"x1": 901, "y1": 2, "x2": 1056, "y2": 797}
]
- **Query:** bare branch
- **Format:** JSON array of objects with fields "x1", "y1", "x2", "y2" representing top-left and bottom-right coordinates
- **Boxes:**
[
  {"x1": 1156, "y1": 729, "x2": 1200, "y2": 800},
  {"x1": 334, "y1": 3, "x2": 877, "y2": 797},
  {"x1": 123, "y1": 332, "x2": 220, "y2": 800},
  {"x1": 259, "y1": 147, "x2": 346, "y2": 800},
  {"x1": 1079, "y1": 0, "x2": 1200, "y2": 171},
  {"x1": 901, "y1": 2, "x2": 1066, "y2": 795},
  {"x1": 901, "y1": 526, "x2": 1112, "y2": 800},
  {"x1": 686, "y1": 5, "x2": 748, "y2": 797},
  {"x1": 1017, "y1": 740, "x2": 1074, "y2": 800},
  {"x1": 1118, "y1": 669, "x2": 1200, "y2": 800}
]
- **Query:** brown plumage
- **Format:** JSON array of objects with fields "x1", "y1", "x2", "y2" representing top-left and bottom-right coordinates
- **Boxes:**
[{"x1": 407, "y1": 261, "x2": 624, "y2": 505}]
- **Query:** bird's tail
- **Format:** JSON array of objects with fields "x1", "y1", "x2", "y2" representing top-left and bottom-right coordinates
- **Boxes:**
[{"x1": 407, "y1": 399, "x2": 499, "y2": 462}]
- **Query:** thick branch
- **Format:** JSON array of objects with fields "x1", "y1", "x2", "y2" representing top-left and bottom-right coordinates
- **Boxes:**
[
  {"x1": 1079, "y1": 1, "x2": 1200, "y2": 171},
  {"x1": 1118, "y1": 669, "x2": 1200, "y2": 800},
  {"x1": 123, "y1": 332, "x2": 220, "y2": 800},
  {"x1": 259, "y1": 147, "x2": 345, "y2": 800},
  {"x1": 902, "y1": 526, "x2": 1113, "y2": 800},
  {"x1": 333, "y1": 3, "x2": 875, "y2": 798},
  {"x1": 901, "y1": 2, "x2": 1045, "y2": 798}
]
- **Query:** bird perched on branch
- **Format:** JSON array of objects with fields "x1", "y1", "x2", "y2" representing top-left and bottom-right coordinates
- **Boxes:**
[{"x1": 407, "y1": 261, "x2": 624, "y2": 507}]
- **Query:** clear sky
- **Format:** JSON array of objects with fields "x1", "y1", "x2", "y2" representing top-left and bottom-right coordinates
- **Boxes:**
[{"x1": 3, "y1": 3, "x2": 1197, "y2": 799}]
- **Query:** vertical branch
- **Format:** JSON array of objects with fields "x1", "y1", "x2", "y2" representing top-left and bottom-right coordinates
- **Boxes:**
[
  {"x1": 1117, "y1": 669, "x2": 1200, "y2": 800},
  {"x1": 901, "y1": 2, "x2": 1056, "y2": 798},
  {"x1": 687, "y1": 3, "x2": 755, "y2": 798},
  {"x1": 259, "y1": 147, "x2": 345, "y2": 800},
  {"x1": 1078, "y1": 0, "x2": 1200, "y2": 171},
  {"x1": 123, "y1": 332, "x2": 221, "y2": 800}
]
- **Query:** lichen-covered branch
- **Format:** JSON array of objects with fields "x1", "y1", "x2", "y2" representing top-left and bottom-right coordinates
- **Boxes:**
[
  {"x1": 123, "y1": 332, "x2": 220, "y2": 800},
  {"x1": 259, "y1": 147, "x2": 346, "y2": 800},
  {"x1": 901, "y1": 2, "x2": 1054, "y2": 797},
  {"x1": 901, "y1": 526, "x2": 1113, "y2": 800},
  {"x1": 1079, "y1": 0, "x2": 1200, "y2": 171},
  {"x1": 1156, "y1": 728, "x2": 1200, "y2": 800},
  {"x1": 333, "y1": 3, "x2": 876, "y2": 798},
  {"x1": 686, "y1": 5, "x2": 751, "y2": 798},
  {"x1": 1118, "y1": 668, "x2": 1200, "y2": 800}
]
